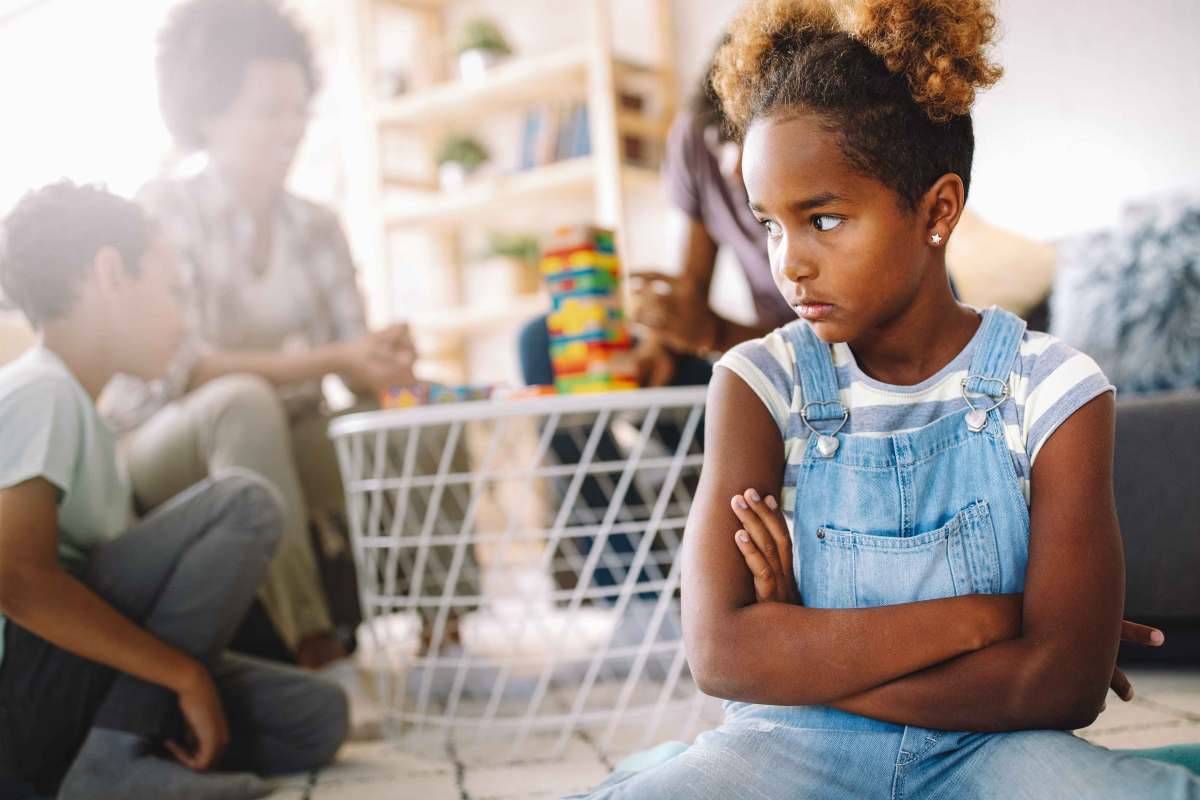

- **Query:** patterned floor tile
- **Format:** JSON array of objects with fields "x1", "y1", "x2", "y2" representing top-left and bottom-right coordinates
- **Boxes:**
[
  {"x1": 453, "y1": 729, "x2": 605, "y2": 767},
  {"x1": 1084, "y1": 720, "x2": 1200, "y2": 750},
  {"x1": 1080, "y1": 696, "x2": 1187, "y2": 735},
  {"x1": 318, "y1": 739, "x2": 455, "y2": 787},
  {"x1": 462, "y1": 756, "x2": 609, "y2": 800},
  {"x1": 1121, "y1": 668, "x2": 1200, "y2": 697},
  {"x1": 286, "y1": 668, "x2": 1200, "y2": 798},
  {"x1": 1142, "y1": 693, "x2": 1200, "y2": 720},
  {"x1": 310, "y1": 771, "x2": 460, "y2": 799}
]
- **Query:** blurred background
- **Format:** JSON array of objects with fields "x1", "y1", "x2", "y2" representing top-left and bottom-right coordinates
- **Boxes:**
[{"x1": 2, "y1": 0, "x2": 1198, "y2": 385}]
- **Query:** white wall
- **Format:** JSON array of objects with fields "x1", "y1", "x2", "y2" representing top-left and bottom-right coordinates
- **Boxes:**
[
  {"x1": 4, "y1": 0, "x2": 1195, "y2": 318},
  {"x1": 669, "y1": 0, "x2": 1200, "y2": 241}
]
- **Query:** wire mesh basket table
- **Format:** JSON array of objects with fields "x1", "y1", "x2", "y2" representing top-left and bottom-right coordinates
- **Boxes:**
[{"x1": 329, "y1": 386, "x2": 722, "y2": 763}]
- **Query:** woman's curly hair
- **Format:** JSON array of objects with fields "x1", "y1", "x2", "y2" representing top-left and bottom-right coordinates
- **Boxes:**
[
  {"x1": 713, "y1": 0, "x2": 1002, "y2": 208},
  {"x1": 156, "y1": 0, "x2": 318, "y2": 150}
]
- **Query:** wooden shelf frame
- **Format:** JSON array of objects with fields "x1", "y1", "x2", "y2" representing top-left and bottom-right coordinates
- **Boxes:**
[{"x1": 338, "y1": 0, "x2": 675, "y2": 382}]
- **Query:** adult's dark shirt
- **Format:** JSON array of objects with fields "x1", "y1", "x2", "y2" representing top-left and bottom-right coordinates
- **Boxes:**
[{"x1": 663, "y1": 111, "x2": 797, "y2": 330}]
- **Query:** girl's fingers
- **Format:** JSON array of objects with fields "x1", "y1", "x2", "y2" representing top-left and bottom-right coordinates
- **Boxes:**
[
  {"x1": 734, "y1": 529, "x2": 776, "y2": 602},
  {"x1": 739, "y1": 489, "x2": 795, "y2": 584},
  {"x1": 731, "y1": 494, "x2": 783, "y2": 578},
  {"x1": 1120, "y1": 620, "x2": 1165, "y2": 647},
  {"x1": 1110, "y1": 666, "x2": 1135, "y2": 702}
]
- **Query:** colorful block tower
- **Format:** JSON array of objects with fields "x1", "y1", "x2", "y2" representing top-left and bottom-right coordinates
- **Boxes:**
[{"x1": 541, "y1": 225, "x2": 637, "y2": 394}]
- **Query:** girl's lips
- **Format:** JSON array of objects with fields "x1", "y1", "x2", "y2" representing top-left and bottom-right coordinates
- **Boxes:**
[{"x1": 795, "y1": 302, "x2": 835, "y2": 321}]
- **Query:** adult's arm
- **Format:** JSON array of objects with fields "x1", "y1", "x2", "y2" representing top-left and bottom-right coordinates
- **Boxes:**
[
  {"x1": 683, "y1": 369, "x2": 1022, "y2": 705},
  {"x1": 187, "y1": 346, "x2": 344, "y2": 391},
  {"x1": 633, "y1": 213, "x2": 778, "y2": 358},
  {"x1": 673, "y1": 214, "x2": 778, "y2": 352}
]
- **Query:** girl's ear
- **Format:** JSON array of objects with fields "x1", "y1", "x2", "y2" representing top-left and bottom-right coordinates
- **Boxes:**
[{"x1": 922, "y1": 173, "x2": 966, "y2": 248}]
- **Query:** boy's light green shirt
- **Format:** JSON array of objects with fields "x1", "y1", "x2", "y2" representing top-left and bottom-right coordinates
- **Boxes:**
[{"x1": 0, "y1": 345, "x2": 132, "y2": 666}]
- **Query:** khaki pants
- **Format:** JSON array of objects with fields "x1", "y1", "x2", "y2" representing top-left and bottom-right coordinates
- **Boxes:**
[{"x1": 121, "y1": 374, "x2": 341, "y2": 650}]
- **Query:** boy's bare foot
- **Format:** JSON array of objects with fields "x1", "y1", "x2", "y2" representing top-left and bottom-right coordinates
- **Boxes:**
[{"x1": 59, "y1": 729, "x2": 270, "y2": 800}]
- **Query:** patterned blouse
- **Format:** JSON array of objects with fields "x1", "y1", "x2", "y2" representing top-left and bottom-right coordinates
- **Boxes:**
[{"x1": 100, "y1": 167, "x2": 367, "y2": 434}]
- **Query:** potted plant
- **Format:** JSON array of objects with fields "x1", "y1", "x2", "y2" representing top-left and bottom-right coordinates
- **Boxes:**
[
  {"x1": 435, "y1": 135, "x2": 489, "y2": 189},
  {"x1": 464, "y1": 233, "x2": 543, "y2": 306},
  {"x1": 456, "y1": 18, "x2": 512, "y2": 83}
]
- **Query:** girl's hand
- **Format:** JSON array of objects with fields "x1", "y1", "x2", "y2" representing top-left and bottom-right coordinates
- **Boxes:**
[
  {"x1": 730, "y1": 489, "x2": 800, "y2": 605},
  {"x1": 1111, "y1": 621, "x2": 1165, "y2": 702}
]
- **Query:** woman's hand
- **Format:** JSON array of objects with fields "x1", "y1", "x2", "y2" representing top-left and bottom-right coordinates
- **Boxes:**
[
  {"x1": 165, "y1": 661, "x2": 229, "y2": 771},
  {"x1": 728, "y1": 485, "x2": 1165, "y2": 703},
  {"x1": 335, "y1": 326, "x2": 416, "y2": 393},
  {"x1": 628, "y1": 272, "x2": 720, "y2": 357},
  {"x1": 729, "y1": 489, "x2": 799, "y2": 605}
]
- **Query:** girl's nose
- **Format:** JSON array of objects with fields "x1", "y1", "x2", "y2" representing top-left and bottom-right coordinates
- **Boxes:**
[{"x1": 779, "y1": 240, "x2": 818, "y2": 284}]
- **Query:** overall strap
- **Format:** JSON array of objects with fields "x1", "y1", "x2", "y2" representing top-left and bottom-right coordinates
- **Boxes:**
[
  {"x1": 789, "y1": 322, "x2": 847, "y2": 425},
  {"x1": 964, "y1": 306, "x2": 1027, "y2": 399}
]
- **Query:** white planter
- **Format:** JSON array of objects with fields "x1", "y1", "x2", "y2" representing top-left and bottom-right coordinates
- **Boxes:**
[
  {"x1": 458, "y1": 48, "x2": 504, "y2": 84},
  {"x1": 464, "y1": 256, "x2": 542, "y2": 306},
  {"x1": 438, "y1": 161, "x2": 469, "y2": 190}
]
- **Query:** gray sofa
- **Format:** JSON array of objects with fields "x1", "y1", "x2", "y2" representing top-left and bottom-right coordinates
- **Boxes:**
[{"x1": 1114, "y1": 390, "x2": 1200, "y2": 662}]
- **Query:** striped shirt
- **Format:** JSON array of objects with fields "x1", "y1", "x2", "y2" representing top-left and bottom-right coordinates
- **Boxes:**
[{"x1": 716, "y1": 308, "x2": 1114, "y2": 519}]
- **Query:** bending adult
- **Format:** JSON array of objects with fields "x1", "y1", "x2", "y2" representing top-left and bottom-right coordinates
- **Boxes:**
[
  {"x1": 626, "y1": 58, "x2": 796, "y2": 386},
  {"x1": 100, "y1": 0, "x2": 414, "y2": 669},
  {"x1": 517, "y1": 56, "x2": 791, "y2": 388}
]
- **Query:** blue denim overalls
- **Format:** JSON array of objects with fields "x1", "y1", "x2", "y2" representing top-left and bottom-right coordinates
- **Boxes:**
[{"x1": 574, "y1": 308, "x2": 1200, "y2": 799}]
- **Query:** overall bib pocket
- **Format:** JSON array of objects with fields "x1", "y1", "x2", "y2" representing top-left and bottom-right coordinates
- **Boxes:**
[{"x1": 815, "y1": 500, "x2": 1001, "y2": 608}]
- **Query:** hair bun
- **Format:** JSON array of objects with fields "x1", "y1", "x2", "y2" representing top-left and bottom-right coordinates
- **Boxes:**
[{"x1": 853, "y1": 0, "x2": 1002, "y2": 122}]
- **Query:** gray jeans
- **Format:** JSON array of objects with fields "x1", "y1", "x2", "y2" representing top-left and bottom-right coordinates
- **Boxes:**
[{"x1": 0, "y1": 472, "x2": 348, "y2": 789}]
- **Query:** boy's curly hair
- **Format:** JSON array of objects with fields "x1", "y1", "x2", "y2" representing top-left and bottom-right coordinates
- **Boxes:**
[
  {"x1": 156, "y1": 0, "x2": 317, "y2": 150},
  {"x1": 712, "y1": 0, "x2": 1002, "y2": 208},
  {"x1": 0, "y1": 182, "x2": 148, "y2": 326}
]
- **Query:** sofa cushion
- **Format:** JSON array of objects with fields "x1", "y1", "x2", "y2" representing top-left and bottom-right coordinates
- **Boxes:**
[{"x1": 1050, "y1": 190, "x2": 1200, "y2": 396}]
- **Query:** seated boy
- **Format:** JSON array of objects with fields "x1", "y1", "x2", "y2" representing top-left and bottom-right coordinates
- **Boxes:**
[{"x1": 0, "y1": 182, "x2": 348, "y2": 799}]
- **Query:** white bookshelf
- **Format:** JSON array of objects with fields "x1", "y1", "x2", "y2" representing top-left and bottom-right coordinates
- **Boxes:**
[{"x1": 336, "y1": 0, "x2": 675, "y2": 383}]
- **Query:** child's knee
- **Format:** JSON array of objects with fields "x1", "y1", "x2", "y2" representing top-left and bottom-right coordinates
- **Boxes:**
[{"x1": 207, "y1": 469, "x2": 285, "y2": 552}]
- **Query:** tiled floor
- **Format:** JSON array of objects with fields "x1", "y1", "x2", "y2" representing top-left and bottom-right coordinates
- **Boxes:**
[{"x1": 264, "y1": 667, "x2": 1200, "y2": 799}]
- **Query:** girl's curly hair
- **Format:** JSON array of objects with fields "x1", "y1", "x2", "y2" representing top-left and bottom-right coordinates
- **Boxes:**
[{"x1": 713, "y1": 0, "x2": 1002, "y2": 208}]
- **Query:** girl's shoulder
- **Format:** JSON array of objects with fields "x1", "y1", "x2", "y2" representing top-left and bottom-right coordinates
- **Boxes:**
[
  {"x1": 1011, "y1": 328, "x2": 1110, "y2": 405},
  {"x1": 1010, "y1": 328, "x2": 1114, "y2": 465},
  {"x1": 715, "y1": 321, "x2": 806, "y2": 437}
]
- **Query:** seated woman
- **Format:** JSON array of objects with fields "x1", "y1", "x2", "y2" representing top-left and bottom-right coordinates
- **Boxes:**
[
  {"x1": 572, "y1": 0, "x2": 1200, "y2": 797},
  {"x1": 0, "y1": 182, "x2": 347, "y2": 800},
  {"x1": 100, "y1": 0, "x2": 414, "y2": 668}
]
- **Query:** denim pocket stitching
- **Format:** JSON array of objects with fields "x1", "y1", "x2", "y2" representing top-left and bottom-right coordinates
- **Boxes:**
[
  {"x1": 818, "y1": 500, "x2": 988, "y2": 547},
  {"x1": 817, "y1": 500, "x2": 1000, "y2": 606}
]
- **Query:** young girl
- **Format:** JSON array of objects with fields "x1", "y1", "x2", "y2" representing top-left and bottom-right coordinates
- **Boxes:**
[{"x1": 572, "y1": 0, "x2": 1200, "y2": 797}]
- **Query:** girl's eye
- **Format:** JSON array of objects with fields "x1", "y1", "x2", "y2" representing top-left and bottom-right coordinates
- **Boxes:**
[
  {"x1": 761, "y1": 219, "x2": 782, "y2": 239},
  {"x1": 812, "y1": 214, "x2": 843, "y2": 232}
]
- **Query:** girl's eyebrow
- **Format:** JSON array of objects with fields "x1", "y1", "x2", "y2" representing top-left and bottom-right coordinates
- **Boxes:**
[{"x1": 748, "y1": 191, "x2": 848, "y2": 215}]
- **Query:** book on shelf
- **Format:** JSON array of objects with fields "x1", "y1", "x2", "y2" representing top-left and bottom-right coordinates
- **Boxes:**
[{"x1": 518, "y1": 103, "x2": 591, "y2": 171}]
